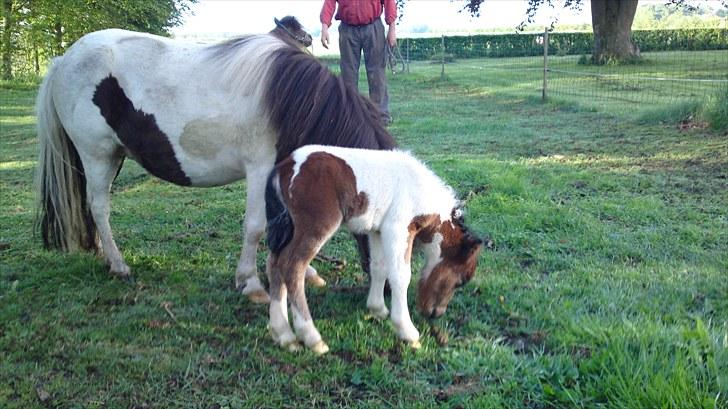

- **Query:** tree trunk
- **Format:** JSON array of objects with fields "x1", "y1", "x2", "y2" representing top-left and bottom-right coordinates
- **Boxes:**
[
  {"x1": 591, "y1": 0, "x2": 640, "y2": 64},
  {"x1": 1, "y1": 0, "x2": 14, "y2": 79},
  {"x1": 53, "y1": 19, "x2": 63, "y2": 55}
]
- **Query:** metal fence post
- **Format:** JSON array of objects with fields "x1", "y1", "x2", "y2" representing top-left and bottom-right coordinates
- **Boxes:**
[
  {"x1": 542, "y1": 28, "x2": 549, "y2": 101},
  {"x1": 441, "y1": 35, "x2": 445, "y2": 79}
]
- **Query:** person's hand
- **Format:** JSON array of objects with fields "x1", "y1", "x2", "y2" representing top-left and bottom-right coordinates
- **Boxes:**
[
  {"x1": 387, "y1": 24, "x2": 396, "y2": 48},
  {"x1": 321, "y1": 24, "x2": 330, "y2": 49}
]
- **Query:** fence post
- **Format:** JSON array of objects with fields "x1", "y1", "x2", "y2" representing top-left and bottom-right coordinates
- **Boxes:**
[
  {"x1": 406, "y1": 38, "x2": 410, "y2": 74},
  {"x1": 441, "y1": 35, "x2": 445, "y2": 79},
  {"x1": 542, "y1": 28, "x2": 549, "y2": 101}
]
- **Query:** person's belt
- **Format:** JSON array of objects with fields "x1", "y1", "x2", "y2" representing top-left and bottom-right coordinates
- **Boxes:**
[{"x1": 340, "y1": 18, "x2": 380, "y2": 27}]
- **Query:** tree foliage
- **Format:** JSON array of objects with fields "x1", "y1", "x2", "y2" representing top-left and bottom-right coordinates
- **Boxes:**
[
  {"x1": 1, "y1": 0, "x2": 196, "y2": 79},
  {"x1": 456, "y1": 0, "x2": 726, "y2": 63}
]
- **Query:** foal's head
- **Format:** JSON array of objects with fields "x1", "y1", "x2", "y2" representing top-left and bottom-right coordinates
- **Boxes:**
[
  {"x1": 271, "y1": 16, "x2": 313, "y2": 48},
  {"x1": 416, "y1": 209, "x2": 483, "y2": 319}
]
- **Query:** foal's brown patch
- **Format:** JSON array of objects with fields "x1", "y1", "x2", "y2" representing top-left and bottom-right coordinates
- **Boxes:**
[{"x1": 281, "y1": 152, "x2": 369, "y2": 222}]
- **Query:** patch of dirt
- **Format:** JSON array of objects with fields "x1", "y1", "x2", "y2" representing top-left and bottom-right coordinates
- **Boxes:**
[
  {"x1": 677, "y1": 117, "x2": 709, "y2": 131},
  {"x1": 435, "y1": 375, "x2": 480, "y2": 402},
  {"x1": 502, "y1": 330, "x2": 548, "y2": 354}
]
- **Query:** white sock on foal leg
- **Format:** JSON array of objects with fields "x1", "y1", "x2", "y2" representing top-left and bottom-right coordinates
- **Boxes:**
[
  {"x1": 291, "y1": 306, "x2": 328, "y2": 355},
  {"x1": 269, "y1": 295, "x2": 299, "y2": 351}
]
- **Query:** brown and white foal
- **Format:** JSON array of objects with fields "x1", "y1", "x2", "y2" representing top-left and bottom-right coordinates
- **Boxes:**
[{"x1": 265, "y1": 145, "x2": 483, "y2": 354}]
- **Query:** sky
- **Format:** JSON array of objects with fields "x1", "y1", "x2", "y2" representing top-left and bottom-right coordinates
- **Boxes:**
[{"x1": 171, "y1": 0, "x2": 595, "y2": 39}]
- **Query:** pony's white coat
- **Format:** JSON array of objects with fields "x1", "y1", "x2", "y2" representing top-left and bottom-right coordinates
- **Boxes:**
[{"x1": 39, "y1": 29, "x2": 286, "y2": 296}]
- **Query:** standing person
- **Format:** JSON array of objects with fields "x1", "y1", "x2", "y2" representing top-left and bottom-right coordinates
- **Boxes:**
[{"x1": 320, "y1": 0, "x2": 397, "y2": 125}]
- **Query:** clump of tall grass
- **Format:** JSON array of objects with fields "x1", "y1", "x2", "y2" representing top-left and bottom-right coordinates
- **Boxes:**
[{"x1": 702, "y1": 84, "x2": 728, "y2": 132}]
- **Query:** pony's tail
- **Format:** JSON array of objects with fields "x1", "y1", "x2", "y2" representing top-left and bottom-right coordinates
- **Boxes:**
[
  {"x1": 34, "y1": 57, "x2": 98, "y2": 252},
  {"x1": 265, "y1": 168, "x2": 293, "y2": 255}
]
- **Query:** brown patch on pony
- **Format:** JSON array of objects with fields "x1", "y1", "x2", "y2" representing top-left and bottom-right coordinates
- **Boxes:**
[
  {"x1": 281, "y1": 152, "x2": 368, "y2": 223},
  {"x1": 92, "y1": 75, "x2": 191, "y2": 186},
  {"x1": 263, "y1": 47, "x2": 397, "y2": 162}
]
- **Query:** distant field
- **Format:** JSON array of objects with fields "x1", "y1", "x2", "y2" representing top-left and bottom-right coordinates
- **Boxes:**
[{"x1": 1, "y1": 50, "x2": 726, "y2": 408}]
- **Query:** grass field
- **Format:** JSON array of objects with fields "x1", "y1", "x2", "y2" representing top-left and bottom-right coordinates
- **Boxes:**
[{"x1": 1, "y1": 51, "x2": 727, "y2": 408}]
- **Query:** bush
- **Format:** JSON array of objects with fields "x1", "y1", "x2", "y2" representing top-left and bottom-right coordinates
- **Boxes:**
[
  {"x1": 703, "y1": 84, "x2": 728, "y2": 132},
  {"x1": 402, "y1": 29, "x2": 728, "y2": 61}
]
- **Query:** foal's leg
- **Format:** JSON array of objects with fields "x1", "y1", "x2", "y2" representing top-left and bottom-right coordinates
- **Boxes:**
[
  {"x1": 284, "y1": 224, "x2": 339, "y2": 354},
  {"x1": 79, "y1": 153, "x2": 129, "y2": 277},
  {"x1": 382, "y1": 227, "x2": 420, "y2": 347},
  {"x1": 235, "y1": 166, "x2": 270, "y2": 303},
  {"x1": 267, "y1": 255, "x2": 300, "y2": 351},
  {"x1": 285, "y1": 252, "x2": 328, "y2": 354},
  {"x1": 366, "y1": 232, "x2": 389, "y2": 319},
  {"x1": 304, "y1": 265, "x2": 326, "y2": 288}
]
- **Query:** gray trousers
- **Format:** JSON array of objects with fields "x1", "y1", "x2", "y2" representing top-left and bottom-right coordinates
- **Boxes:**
[{"x1": 338, "y1": 19, "x2": 390, "y2": 121}]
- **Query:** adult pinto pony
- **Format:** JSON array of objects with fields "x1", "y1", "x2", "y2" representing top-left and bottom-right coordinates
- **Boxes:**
[{"x1": 35, "y1": 16, "x2": 395, "y2": 303}]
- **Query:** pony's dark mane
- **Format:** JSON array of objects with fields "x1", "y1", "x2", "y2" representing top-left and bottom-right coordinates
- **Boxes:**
[{"x1": 264, "y1": 47, "x2": 397, "y2": 162}]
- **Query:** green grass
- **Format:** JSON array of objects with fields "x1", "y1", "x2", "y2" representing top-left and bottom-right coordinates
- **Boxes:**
[{"x1": 1, "y1": 50, "x2": 727, "y2": 408}]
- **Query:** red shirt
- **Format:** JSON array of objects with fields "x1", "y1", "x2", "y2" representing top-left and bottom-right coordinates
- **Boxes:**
[{"x1": 320, "y1": 0, "x2": 397, "y2": 27}]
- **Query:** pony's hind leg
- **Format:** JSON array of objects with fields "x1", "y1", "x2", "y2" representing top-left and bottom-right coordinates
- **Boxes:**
[{"x1": 80, "y1": 152, "x2": 129, "y2": 277}]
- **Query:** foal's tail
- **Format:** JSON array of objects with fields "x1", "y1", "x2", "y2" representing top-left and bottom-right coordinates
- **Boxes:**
[
  {"x1": 34, "y1": 57, "x2": 98, "y2": 252},
  {"x1": 265, "y1": 168, "x2": 293, "y2": 255}
]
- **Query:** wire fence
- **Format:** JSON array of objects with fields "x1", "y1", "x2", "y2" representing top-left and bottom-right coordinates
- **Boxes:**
[{"x1": 391, "y1": 28, "x2": 728, "y2": 117}]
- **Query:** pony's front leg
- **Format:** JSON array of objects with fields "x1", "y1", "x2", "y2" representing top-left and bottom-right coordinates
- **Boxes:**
[
  {"x1": 366, "y1": 232, "x2": 389, "y2": 319},
  {"x1": 382, "y1": 227, "x2": 420, "y2": 348},
  {"x1": 235, "y1": 167, "x2": 270, "y2": 303}
]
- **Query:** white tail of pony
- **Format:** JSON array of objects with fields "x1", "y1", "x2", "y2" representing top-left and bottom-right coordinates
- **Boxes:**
[{"x1": 34, "y1": 57, "x2": 99, "y2": 252}]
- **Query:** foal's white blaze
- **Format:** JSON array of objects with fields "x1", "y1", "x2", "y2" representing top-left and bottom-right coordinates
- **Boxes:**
[{"x1": 420, "y1": 233, "x2": 444, "y2": 282}]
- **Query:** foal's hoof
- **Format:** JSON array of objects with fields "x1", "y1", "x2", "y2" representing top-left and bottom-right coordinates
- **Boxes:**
[
  {"x1": 246, "y1": 290, "x2": 271, "y2": 304},
  {"x1": 305, "y1": 274, "x2": 327, "y2": 288},
  {"x1": 310, "y1": 341, "x2": 330, "y2": 355},
  {"x1": 367, "y1": 306, "x2": 389, "y2": 320},
  {"x1": 286, "y1": 341, "x2": 303, "y2": 352},
  {"x1": 407, "y1": 340, "x2": 422, "y2": 350}
]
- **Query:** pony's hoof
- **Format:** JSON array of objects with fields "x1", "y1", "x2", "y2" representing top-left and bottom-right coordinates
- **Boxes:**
[
  {"x1": 306, "y1": 274, "x2": 327, "y2": 288},
  {"x1": 246, "y1": 290, "x2": 271, "y2": 304},
  {"x1": 407, "y1": 340, "x2": 422, "y2": 350},
  {"x1": 367, "y1": 307, "x2": 389, "y2": 320},
  {"x1": 310, "y1": 341, "x2": 329, "y2": 355},
  {"x1": 286, "y1": 341, "x2": 303, "y2": 352},
  {"x1": 110, "y1": 262, "x2": 131, "y2": 279}
]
